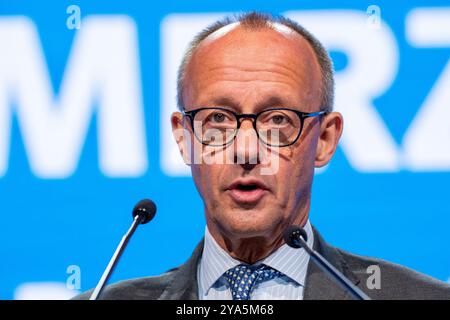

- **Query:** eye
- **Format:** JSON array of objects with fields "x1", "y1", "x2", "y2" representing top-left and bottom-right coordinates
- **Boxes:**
[
  {"x1": 258, "y1": 110, "x2": 297, "y2": 128},
  {"x1": 212, "y1": 112, "x2": 226, "y2": 123},
  {"x1": 270, "y1": 114, "x2": 286, "y2": 125},
  {"x1": 206, "y1": 111, "x2": 234, "y2": 124},
  {"x1": 264, "y1": 113, "x2": 291, "y2": 127}
]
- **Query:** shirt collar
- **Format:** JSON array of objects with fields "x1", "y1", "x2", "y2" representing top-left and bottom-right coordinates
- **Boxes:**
[{"x1": 199, "y1": 220, "x2": 314, "y2": 295}]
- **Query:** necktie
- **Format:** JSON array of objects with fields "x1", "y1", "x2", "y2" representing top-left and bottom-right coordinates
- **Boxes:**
[{"x1": 223, "y1": 264, "x2": 282, "y2": 300}]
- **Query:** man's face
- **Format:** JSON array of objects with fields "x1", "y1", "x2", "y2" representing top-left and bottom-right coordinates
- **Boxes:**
[{"x1": 172, "y1": 26, "x2": 342, "y2": 244}]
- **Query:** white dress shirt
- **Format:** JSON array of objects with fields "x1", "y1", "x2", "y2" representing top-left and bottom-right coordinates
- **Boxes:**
[{"x1": 197, "y1": 220, "x2": 314, "y2": 300}]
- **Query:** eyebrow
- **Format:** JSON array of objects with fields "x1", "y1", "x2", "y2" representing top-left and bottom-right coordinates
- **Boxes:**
[{"x1": 209, "y1": 96, "x2": 292, "y2": 112}]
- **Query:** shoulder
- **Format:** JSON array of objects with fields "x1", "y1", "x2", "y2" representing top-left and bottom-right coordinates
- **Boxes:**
[
  {"x1": 337, "y1": 248, "x2": 450, "y2": 299},
  {"x1": 73, "y1": 239, "x2": 204, "y2": 300},
  {"x1": 72, "y1": 268, "x2": 179, "y2": 300}
]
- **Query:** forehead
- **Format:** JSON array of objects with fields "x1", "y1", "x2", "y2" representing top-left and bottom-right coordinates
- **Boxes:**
[
  {"x1": 192, "y1": 24, "x2": 319, "y2": 73},
  {"x1": 184, "y1": 24, "x2": 322, "y2": 111}
]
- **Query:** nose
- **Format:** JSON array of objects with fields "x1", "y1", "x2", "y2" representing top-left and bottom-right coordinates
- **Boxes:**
[{"x1": 233, "y1": 119, "x2": 260, "y2": 169}]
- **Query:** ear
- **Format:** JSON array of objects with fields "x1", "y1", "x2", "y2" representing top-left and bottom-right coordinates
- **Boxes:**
[
  {"x1": 314, "y1": 112, "x2": 344, "y2": 167},
  {"x1": 171, "y1": 111, "x2": 192, "y2": 165}
]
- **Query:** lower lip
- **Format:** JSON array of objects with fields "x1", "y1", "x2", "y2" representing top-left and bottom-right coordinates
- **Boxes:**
[{"x1": 227, "y1": 188, "x2": 268, "y2": 204}]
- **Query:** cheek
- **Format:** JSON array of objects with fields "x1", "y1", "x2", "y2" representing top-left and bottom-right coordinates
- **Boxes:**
[
  {"x1": 276, "y1": 144, "x2": 316, "y2": 196},
  {"x1": 190, "y1": 140, "x2": 230, "y2": 191},
  {"x1": 191, "y1": 163, "x2": 225, "y2": 200},
  {"x1": 275, "y1": 161, "x2": 303, "y2": 196}
]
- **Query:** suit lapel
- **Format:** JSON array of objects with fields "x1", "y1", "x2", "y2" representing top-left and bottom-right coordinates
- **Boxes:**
[
  {"x1": 158, "y1": 239, "x2": 204, "y2": 300},
  {"x1": 157, "y1": 226, "x2": 363, "y2": 300},
  {"x1": 303, "y1": 227, "x2": 361, "y2": 300}
]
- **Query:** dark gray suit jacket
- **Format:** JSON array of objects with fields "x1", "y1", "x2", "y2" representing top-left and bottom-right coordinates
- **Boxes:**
[{"x1": 75, "y1": 227, "x2": 450, "y2": 300}]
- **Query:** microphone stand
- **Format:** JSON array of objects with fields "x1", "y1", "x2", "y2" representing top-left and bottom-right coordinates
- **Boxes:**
[
  {"x1": 289, "y1": 229, "x2": 371, "y2": 300},
  {"x1": 89, "y1": 214, "x2": 143, "y2": 300}
]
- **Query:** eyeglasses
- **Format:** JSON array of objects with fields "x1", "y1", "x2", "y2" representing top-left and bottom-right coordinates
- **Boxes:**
[{"x1": 182, "y1": 107, "x2": 328, "y2": 147}]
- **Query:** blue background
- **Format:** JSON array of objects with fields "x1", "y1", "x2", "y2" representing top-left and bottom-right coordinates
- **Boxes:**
[{"x1": 0, "y1": 0, "x2": 449, "y2": 299}]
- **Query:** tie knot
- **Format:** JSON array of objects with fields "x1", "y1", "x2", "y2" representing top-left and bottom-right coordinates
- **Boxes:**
[{"x1": 223, "y1": 264, "x2": 281, "y2": 300}]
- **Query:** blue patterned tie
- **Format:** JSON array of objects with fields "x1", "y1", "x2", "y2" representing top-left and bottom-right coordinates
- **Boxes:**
[{"x1": 223, "y1": 264, "x2": 282, "y2": 300}]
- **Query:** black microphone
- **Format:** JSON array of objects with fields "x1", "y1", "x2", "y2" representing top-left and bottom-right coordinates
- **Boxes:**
[
  {"x1": 89, "y1": 199, "x2": 157, "y2": 300},
  {"x1": 284, "y1": 225, "x2": 371, "y2": 300}
]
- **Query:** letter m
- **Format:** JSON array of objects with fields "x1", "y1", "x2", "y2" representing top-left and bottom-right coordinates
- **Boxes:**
[{"x1": 0, "y1": 16, "x2": 147, "y2": 178}]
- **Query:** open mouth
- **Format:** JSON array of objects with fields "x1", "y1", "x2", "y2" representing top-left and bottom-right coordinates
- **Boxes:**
[
  {"x1": 226, "y1": 180, "x2": 269, "y2": 204},
  {"x1": 235, "y1": 183, "x2": 260, "y2": 191}
]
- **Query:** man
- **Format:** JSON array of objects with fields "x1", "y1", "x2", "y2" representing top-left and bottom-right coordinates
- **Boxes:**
[{"x1": 76, "y1": 12, "x2": 450, "y2": 300}]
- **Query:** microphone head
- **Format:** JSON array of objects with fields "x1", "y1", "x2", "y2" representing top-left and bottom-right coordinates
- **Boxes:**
[
  {"x1": 283, "y1": 225, "x2": 308, "y2": 249},
  {"x1": 132, "y1": 199, "x2": 157, "y2": 224}
]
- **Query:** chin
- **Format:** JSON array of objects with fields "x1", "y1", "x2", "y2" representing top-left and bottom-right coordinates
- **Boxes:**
[{"x1": 219, "y1": 210, "x2": 278, "y2": 238}]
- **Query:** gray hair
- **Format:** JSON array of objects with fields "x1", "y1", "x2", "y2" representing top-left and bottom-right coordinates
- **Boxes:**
[{"x1": 176, "y1": 11, "x2": 334, "y2": 113}]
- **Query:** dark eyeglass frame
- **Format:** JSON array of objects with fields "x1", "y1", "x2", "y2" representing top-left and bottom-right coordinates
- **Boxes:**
[{"x1": 182, "y1": 107, "x2": 328, "y2": 147}]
